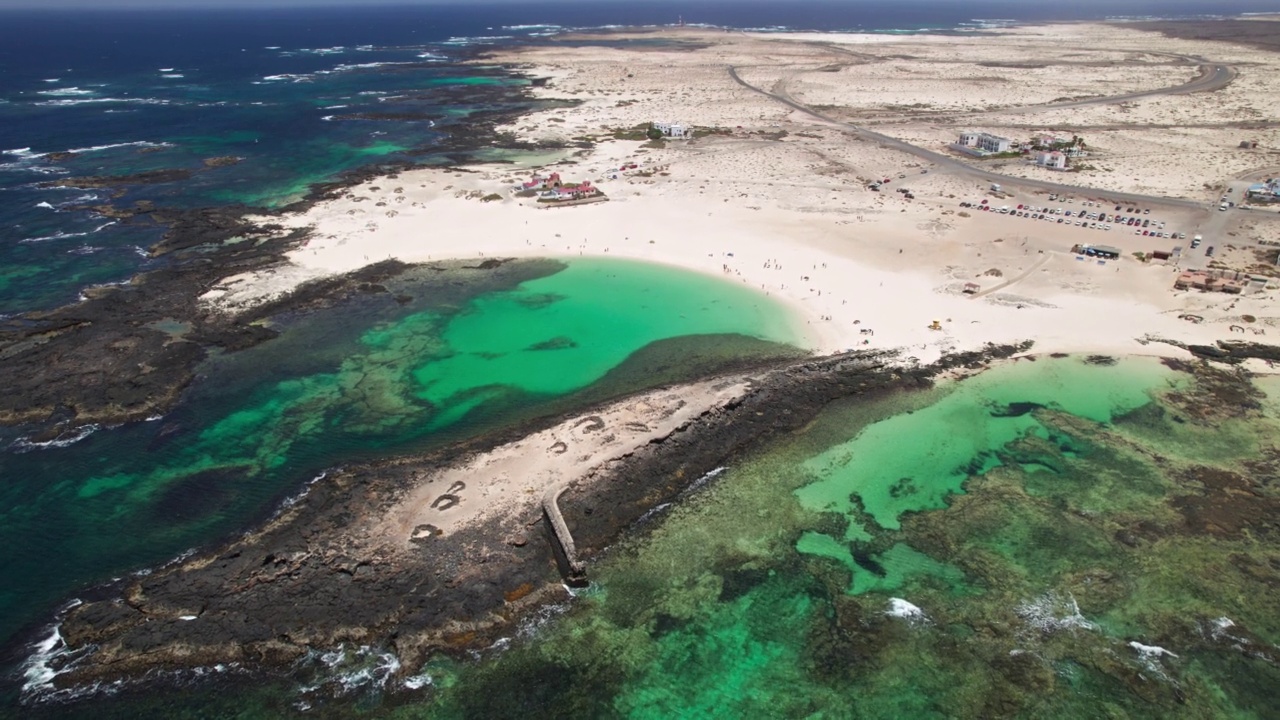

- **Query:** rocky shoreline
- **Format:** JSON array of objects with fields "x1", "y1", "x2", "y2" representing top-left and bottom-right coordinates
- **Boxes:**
[
  {"x1": 25, "y1": 342, "x2": 1031, "y2": 702},
  {"x1": 0, "y1": 66, "x2": 576, "y2": 440}
]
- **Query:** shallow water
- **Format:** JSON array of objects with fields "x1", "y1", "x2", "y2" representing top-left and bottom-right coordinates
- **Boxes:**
[
  {"x1": 409, "y1": 356, "x2": 1280, "y2": 719},
  {"x1": 0, "y1": 258, "x2": 801, "y2": 667}
]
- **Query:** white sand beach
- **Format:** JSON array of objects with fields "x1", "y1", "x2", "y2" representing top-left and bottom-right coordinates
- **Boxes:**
[{"x1": 202, "y1": 21, "x2": 1280, "y2": 368}]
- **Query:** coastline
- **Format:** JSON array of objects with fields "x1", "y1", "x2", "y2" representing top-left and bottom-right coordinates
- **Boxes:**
[
  {"x1": 201, "y1": 20, "x2": 1280, "y2": 370},
  {"x1": 7, "y1": 12, "x2": 1280, "y2": 710},
  {"x1": 33, "y1": 341, "x2": 1029, "y2": 699}
]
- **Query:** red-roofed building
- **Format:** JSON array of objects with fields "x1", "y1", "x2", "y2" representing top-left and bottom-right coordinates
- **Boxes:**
[{"x1": 520, "y1": 172, "x2": 562, "y2": 191}]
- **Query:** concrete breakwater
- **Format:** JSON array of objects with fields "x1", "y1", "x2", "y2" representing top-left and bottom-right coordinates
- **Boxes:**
[{"x1": 543, "y1": 482, "x2": 588, "y2": 586}]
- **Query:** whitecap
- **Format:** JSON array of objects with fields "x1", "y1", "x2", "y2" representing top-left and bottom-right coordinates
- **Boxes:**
[
  {"x1": 160, "y1": 74, "x2": 185, "y2": 79},
  {"x1": 403, "y1": 673, "x2": 433, "y2": 690},
  {"x1": 503, "y1": 24, "x2": 563, "y2": 31},
  {"x1": 34, "y1": 97, "x2": 172, "y2": 107},
  {"x1": 158, "y1": 68, "x2": 175, "y2": 72},
  {"x1": 1015, "y1": 592, "x2": 1097, "y2": 634},
  {"x1": 517, "y1": 598, "x2": 573, "y2": 636},
  {"x1": 19, "y1": 230, "x2": 92, "y2": 243},
  {"x1": 635, "y1": 501, "x2": 672, "y2": 525},
  {"x1": 43, "y1": 78, "x2": 61, "y2": 83},
  {"x1": 886, "y1": 598, "x2": 927, "y2": 622},
  {"x1": 61, "y1": 141, "x2": 173, "y2": 155},
  {"x1": 265, "y1": 46, "x2": 281, "y2": 50},
  {"x1": 269, "y1": 470, "x2": 329, "y2": 521},
  {"x1": 1129, "y1": 641, "x2": 1178, "y2": 659},
  {"x1": 261, "y1": 73, "x2": 313, "y2": 83},
  {"x1": 35, "y1": 201, "x2": 55, "y2": 209},
  {"x1": 23, "y1": 221, "x2": 116, "y2": 243},
  {"x1": 321, "y1": 115, "x2": 335, "y2": 122},
  {"x1": 441, "y1": 35, "x2": 514, "y2": 46},
  {"x1": 685, "y1": 466, "x2": 727, "y2": 494},
  {"x1": 321, "y1": 105, "x2": 349, "y2": 110},
  {"x1": 61, "y1": 193, "x2": 103, "y2": 204},
  {"x1": 36, "y1": 87, "x2": 96, "y2": 97},
  {"x1": 297, "y1": 643, "x2": 402, "y2": 698},
  {"x1": 294, "y1": 46, "x2": 346, "y2": 56},
  {"x1": 332, "y1": 61, "x2": 420, "y2": 72},
  {"x1": 9, "y1": 423, "x2": 101, "y2": 452}
]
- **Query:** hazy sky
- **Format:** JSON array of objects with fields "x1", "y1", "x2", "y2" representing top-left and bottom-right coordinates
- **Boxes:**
[
  {"x1": 0, "y1": 0, "x2": 1237, "y2": 8},
  {"x1": 0, "y1": 0, "x2": 541, "y2": 7},
  {"x1": 0, "y1": 0, "x2": 607, "y2": 6}
]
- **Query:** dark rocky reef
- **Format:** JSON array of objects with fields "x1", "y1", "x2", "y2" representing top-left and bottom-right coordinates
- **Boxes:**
[
  {"x1": 1149, "y1": 337, "x2": 1280, "y2": 365},
  {"x1": 36, "y1": 342, "x2": 1032, "y2": 697},
  {"x1": 0, "y1": 213, "x2": 413, "y2": 430},
  {"x1": 201, "y1": 156, "x2": 244, "y2": 168},
  {"x1": 0, "y1": 62, "x2": 581, "y2": 436},
  {"x1": 40, "y1": 169, "x2": 193, "y2": 189}
]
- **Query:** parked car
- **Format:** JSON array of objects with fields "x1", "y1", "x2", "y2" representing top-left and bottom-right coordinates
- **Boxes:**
[{"x1": 1206, "y1": 246, "x2": 1215, "y2": 256}]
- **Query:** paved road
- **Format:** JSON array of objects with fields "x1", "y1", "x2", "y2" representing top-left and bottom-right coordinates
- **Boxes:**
[
  {"x1": 1006, "y1": 60, "x2": 1236, "y2": 113},
  {"x1": 726, "y1": 66, "x2": 1216, "y2": 210}
]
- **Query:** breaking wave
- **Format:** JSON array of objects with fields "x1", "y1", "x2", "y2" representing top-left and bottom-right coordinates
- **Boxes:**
[
  {"x1": 1015, "y1": 591, "x2": 1097, "y2": 634},
  {"x1": 34, "y1": 97, "x2": 174, "y2": 107},
  {"x1": 441, "y1": 35, "x2": 514, "y2": 46},
  {"x1": 19, "y1": 222, "x2": 116, "y2": 244},
  {"x1": 9, "y1": 424, "x2": 101, "y2": 452},
  {"x1": 36, "y1": 87, "x2": 97, "y2": 97}
]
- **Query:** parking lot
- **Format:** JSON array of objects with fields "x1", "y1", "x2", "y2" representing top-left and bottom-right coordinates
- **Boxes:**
[{"x1": 957, "y1": 196, "x2": 1189, "y2": 245}]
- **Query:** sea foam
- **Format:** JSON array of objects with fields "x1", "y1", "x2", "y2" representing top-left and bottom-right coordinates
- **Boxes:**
[
  {"x1": 886, "y1": 598, "x2": 928, "y2": 622},
  {"x1": 1015, "y1": 592, "x2": 1097, "y2": 634},
  {"x1": 36, "y1": 87, "x2": 97, "y2": 97},
  {"x1": 9, "y1": 423, "x2": 101, "y2": 451}
]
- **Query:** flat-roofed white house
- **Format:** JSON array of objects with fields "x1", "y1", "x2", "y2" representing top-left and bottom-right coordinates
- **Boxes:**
[
  {"x1": 954, "y1": 131, "x2": 1012, "y2": 155},
  {"x1": 653, "y1": 121, "x2": 691, "y2": 139},
  {"x1": 975, "y1": 133, "x2": 1012, "y2": 153},
  {"x1": 1034, "y1": 150, "x2": 1068, "y2": 170}
]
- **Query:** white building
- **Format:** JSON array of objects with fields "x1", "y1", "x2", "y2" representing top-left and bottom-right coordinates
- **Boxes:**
[
  {"x1": 975, "y1": 133, "x2": 1012, "y2": 153},
  {"x1": 653, "y1": 121, "x2": 691, "y2": 139},
  {"x1": 956, "y1": 131, "x2": 1012, "y2": 154},
  {"x1": 1034, "y1": 150, "x2": 1068, "y2": 170}
]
